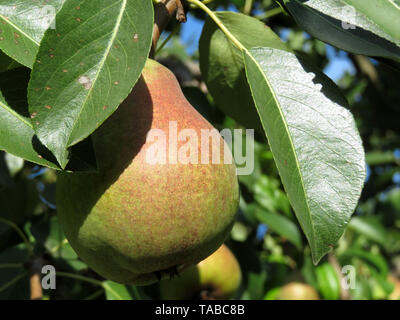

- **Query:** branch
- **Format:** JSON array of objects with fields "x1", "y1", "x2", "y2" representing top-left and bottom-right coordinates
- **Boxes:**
[
  {"x1": 328, "y1": 253, "x2": 350, "y2": 300},
  {"x1": 29, "y1": 258, "x2": 44, "y2": 300},
  {"x1": 349, "y1": 54, "x2": 381, "y2": 91},
  {"x1": 175, "y1": 0, "x2": 187, "y2": 22},
  {"x1": 151, "y1": 0, "x2": 180, "y2": 58}
]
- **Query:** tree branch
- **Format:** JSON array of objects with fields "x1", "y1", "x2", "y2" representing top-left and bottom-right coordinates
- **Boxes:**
[
  {"x1": 175, "y1": 0, "x2": 187, "y2": 22},
  {"x1": 29, "y1": 258, "x2": 44, "y2": 300},
  {"x1": 151, "y1": 0, "x2": 178, "y2": 58},
  {"x1": 328, "y1": 253, "x2": 350, "y2": 300}
]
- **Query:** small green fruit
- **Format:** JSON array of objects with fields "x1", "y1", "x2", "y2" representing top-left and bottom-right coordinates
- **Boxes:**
[
  {"x1": 56, "y1": 59, "x2": 239, "y2": 286},
  {"x1": 277, "y1": 282, "x2": 320, "y2": 300},
  {"x1": 159, "y1": 244, "x2": 242, "y2": 299}
]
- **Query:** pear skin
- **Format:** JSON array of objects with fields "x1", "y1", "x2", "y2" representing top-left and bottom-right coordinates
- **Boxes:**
[
  {"x1": 278, "y1": 282, "x2": 320, "y2": 300},
  {"x1": 56, "y1": 59, "x2": 239, "y2": 285}
]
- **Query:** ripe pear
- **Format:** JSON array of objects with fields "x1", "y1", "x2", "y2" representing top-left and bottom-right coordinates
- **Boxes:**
[
  {"x1": 159, "y1": 244, "x2": 242, "y2": 299},
  {"x1": 56, "y1": 59, "x2": 239, "y2": 286},
  {"x1": 277, "y1": 282, "x2": 320, "y2": 300},
  {"x1": 388, "y1": 275, "x2": 400, "y2": 300}
]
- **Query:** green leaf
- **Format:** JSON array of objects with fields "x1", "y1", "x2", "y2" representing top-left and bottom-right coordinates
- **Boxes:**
[
  {"x1": 315, "y1": 262, "x2": 340, "y2": 300},
  {"x1": 0, "y1": 68, "x2": 58, "y2": 168},
  {"x1": 28, "y1": 0, "x2": 153, "y2": 168},
  {"x1": 282, "y1": 0, "x2": 400, "y2": 61},
  {"x1": 0, "y1": 1, "x2": 65, "y2": 68},
  {"x1": 348, "y1": 216, "x2": 388, "y2": 246},
  {"x1": 199, "y1": 11, "x2": 289, "y2": 132},
  {"x1": 342, "y1": 248, "x2": 389, "y2": 276},
  {"x1": 244, "y1": 47, "x2": 365, "y2": 263},
  {"x1": 103, "y1": 281, "x2": 134, "y2": 300},
  {"x1": 254, "y1": 205, "x2": 302, "y2": 249}
]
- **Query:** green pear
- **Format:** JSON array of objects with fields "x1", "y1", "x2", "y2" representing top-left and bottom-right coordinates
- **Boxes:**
[
  {"x1": 159, "y1": 244, "x2": 242, "y2": 299},
  {"x1": 56, "y1": 59, "x2": 239, "y2": 286},
  {"x1": 277, "y1": 282, "x2": 320, "y2": 300}
]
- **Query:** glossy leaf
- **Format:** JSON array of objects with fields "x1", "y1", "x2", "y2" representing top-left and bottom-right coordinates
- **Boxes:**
[
  {"x1": 282, "y1": 0, "x2": 400, "y2": 61},
  {"x1": 0, "y1": 68, "x2": 58, "y2": 168},
  {"x1": 0, "y1": 1, "x2": 65, "y2": 68},
  {"x1": 199, "y1": 11, "x2": 289, "y2": 132},
  {"x1": 28, "y1": 0, "x2": 153, "y2": 168},
  {"x1": 244, "y1": 47, "x2": 365, "y2": 263}
]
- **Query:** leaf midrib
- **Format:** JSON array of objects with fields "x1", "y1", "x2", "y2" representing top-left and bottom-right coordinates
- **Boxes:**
[
  {"x1": 244, "y1": 48, "x2": 317, "y2": 250},
  {"x1": 64, "y1": 0, "x2": 127, "y2": 149},
  {"x1": 0, "y1": 13, "x2": 39, "y2": 46}
]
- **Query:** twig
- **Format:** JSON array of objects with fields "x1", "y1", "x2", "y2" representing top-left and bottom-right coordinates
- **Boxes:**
[
  {"x1": 30, "y1": 273, "x2": 43, "y2": 300},
  {"x1": 151, "y1": 0, "x2": 188, "y2": 58},
  {"x1": 29, "y1": 258, "x2": 45, "y2": 300},
  {"x1": 255, "y1": 7, "x2": 283, "y2": 20},
  {"x1": 56, "y1": 272, "x2": 104, "y2": 287},
  {"x1": 243, "y1": 0, "x2": 253, "y2": 15},
  {"x1": 175, "y1": 0, "x2": 187, "y2": 22},
  {"x1": 328, "y1": 253, "x2": 351, "y2": 300},
  {"x1": 0, "y1": 217, "x2": 33, "y2": 256},
  {"x1": 0, "y1": 272, "x2": 28, "y2": 293},
  {"x1": 187, "y1": 0, "x2": 245, "y2": 51},
  {"x1": 350, "y1": 54, "x2": 381, "y2": 91},
  {"x1": 151, "y1": 0, "x2": 178, "y2": 57},
  {"x1": 155, "y1": 25, "x2": 179, "y2": 56}
]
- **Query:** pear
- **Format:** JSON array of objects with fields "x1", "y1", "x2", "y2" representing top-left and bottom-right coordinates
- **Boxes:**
[
  {"x1": 159, "y1": 244, "x2": 242, "y2": 299},
  {"x1": 56, "y1": 59, "x2": 239, "y2": 285},
  {"x1": 277, "y1": 282, "x2": 320, "y2": 300},
  {"x1": 388, "y1": 275, "x2": 400, "y2": 300}
]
